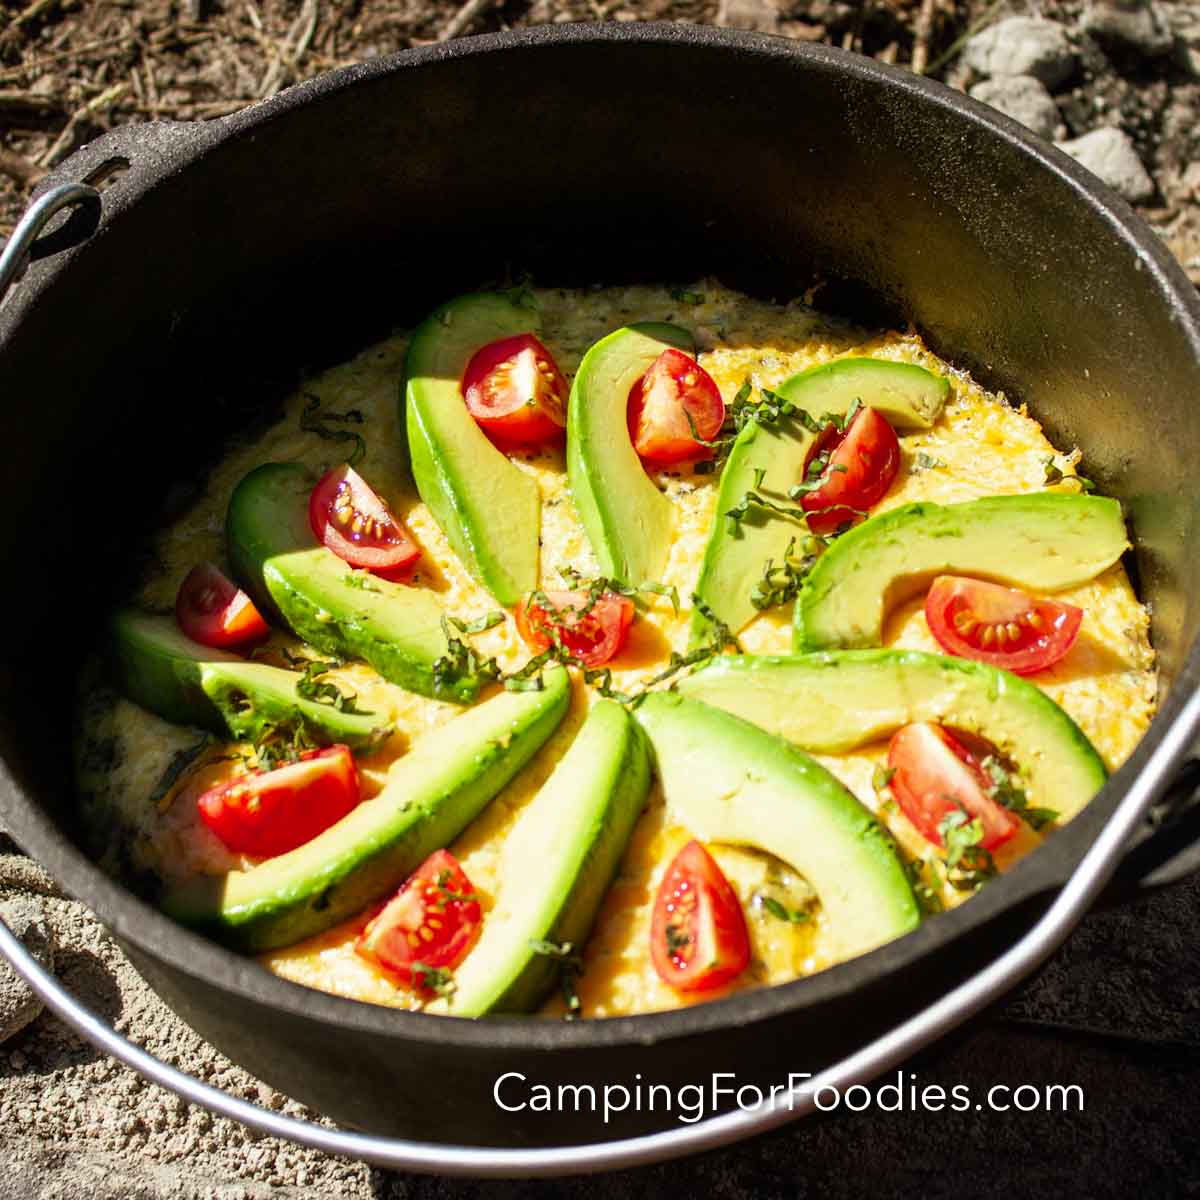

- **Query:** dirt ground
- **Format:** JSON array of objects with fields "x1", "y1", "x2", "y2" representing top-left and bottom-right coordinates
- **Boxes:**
[{"x1": 0, "y1": 0, "x2": 1196, "y2": 282}]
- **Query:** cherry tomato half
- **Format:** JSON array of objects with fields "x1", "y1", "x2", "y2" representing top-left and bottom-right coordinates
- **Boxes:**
[
  {"x1": 309, "y1": 464, "x2": 421, "y2": 576},
  {"x1": 650, "y1": 840, "x2": 750, "y2": 993},
  {"x1": 176, "y1": 562, "x2": 270, "y2": 650},
  {"x1": 925, "y1": 575, "x2": 1083, "y2": 676},
  {"x1": 197, "y1": 745, "x2": 360, "y2": 858},
  {"x1": 462, "y1": 333, "x2": 568, "y2": 446},
  {"x1": 886, "y1": 722, "x2": 1018, "y2": 851},
  {"x1": 800, "y1": 406, "x2": 900, "y2": 536},
  {"x1": 627, "y1": 348, "x2": 725, "y2": 465},
  {"x1": 354, "y1": 850, "x2": 482, "y2": 990},
  {"x1": 514, "y1": 589, "x2": 635, "y2": 667}
]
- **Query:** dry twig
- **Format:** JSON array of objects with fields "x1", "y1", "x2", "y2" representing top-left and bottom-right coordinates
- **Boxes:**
[
  {"x1": 0, "y1": 147, "x2": 47, "y2": 187},
  {"x1": 439, "y1": 0, "x2": 500, "y2": 41},
  {"x1": 38, "y1": 80, "x2": 129, "y2": 168},
  {"x1": 911, "y1": 0, "x2": 937, "y2": 73}
]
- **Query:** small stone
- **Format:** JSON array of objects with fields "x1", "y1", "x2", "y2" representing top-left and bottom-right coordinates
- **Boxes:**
[
  {"x1": 1081, "y1": 0, "x2": 1175, "y2": 58},
  {"x1": 963, "y1": 17, "x2": 1077, "y2": 88},
  {"x1": 969, "y1": 74, "x2": 1062, "y2": 140},
  {"x1": 0, "y1": 896, "x2": 55, "y2": 1044},
  {"x1": 716, "y1": 0, "x2": 780, "y2": 33},
  {"x1": 1060, "y1": 126, "x2": 1156, "y2": 203}
]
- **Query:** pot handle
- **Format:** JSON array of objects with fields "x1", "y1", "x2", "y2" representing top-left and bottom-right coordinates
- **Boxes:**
[
  {"x1": 0, "y1": 182, "x2": 100, "y2": 306},
  {"x1": 5, "y1": 680, "x2": 1199, "y2": 1177}
]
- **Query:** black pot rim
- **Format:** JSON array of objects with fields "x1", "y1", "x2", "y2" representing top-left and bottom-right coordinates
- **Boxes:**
[{"x1": 4, "y1": 21, "x2": 1200, "y2": 1058}]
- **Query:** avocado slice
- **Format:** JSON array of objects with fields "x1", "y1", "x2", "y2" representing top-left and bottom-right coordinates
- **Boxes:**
[
  {"x1": 567, "y1": 323, "x2": 694, "y2": 586},
  {"x1": 437, "y1": 700, "x2": 650, "y2": 1017},
  {"x1": 226, "y1": 462, "x2": 474, "y2": 704},
  {"x1": 635, "y1": 692, "x2": 919, "y2": 961},
  {"x1": 794, "y1": 493, "x2": 1129, "y2": 651},
  {"x1": 691, "y1": 358, "x2": 949, "y2": 645},
  {"x1": 678, "y1": 649, "x2": 1107, "y2": 822},
  {"x1": 110, "y1": 611, "x2": 390, "y2": 750},
  {"x1": 162, "y1": 665, "x2": 571, "y2": 951},
  {"x1": 404, "y1": 292, "x2": 543, "y2": 606}
]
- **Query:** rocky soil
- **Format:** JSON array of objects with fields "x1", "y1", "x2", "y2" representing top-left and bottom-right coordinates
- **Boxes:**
[
  {"x1": 0, "y1": 0, "x2": 1197, "y2": 1195},
  {"x1": 0, "y1": 0, "x2": 1197, "y2": 279}
]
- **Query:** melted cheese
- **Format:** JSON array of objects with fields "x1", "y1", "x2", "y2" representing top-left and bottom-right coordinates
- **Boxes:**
[{"x1": 75, "y1": 281, "x2": 1157, "y2": 1019}]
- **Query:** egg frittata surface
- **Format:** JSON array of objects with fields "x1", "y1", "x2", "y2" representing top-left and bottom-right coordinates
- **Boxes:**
[{"x1": 75, "y1": 282, "x2": 1157, "y2": 1019}]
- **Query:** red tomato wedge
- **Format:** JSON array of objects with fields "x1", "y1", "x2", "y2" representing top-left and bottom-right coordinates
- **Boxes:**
[
  {"x1": 627, "y1": 347, "x2": 725, "y2": 465},
  {"x1": 925, "y1": 575, "x2": 1083, "y2": 675},
  {"x1": 197, "y1": 745, "x2": 360, "y2": 858},
  {"x1": 176, "y1": 562, "x2": 270, "y2": 650},
  {"x1": 309, "y1": 464, "x2": 421, "y2": 576},
  {"x1": 886, "y1": 723, "x2": 1018, "y2": 851},
  {"x1": 650, "y1": 840, "x2": 750, "y2": 993},
  {"x1": 461, "y1": 333, "x2": 568, "y2": 446},
  {"x1": 800, "y1": 406, "x2": 900, "y2": 536},
  {"x1": 354, "y1": 850, "x2": 482, "y2": 990},
  {"x1": 514, "y1": 589, "x2": 635, "y2": 667}
]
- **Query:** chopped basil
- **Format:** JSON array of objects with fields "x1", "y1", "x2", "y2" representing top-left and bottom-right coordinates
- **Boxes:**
[
  {"x1": 342, "y1": 573, "x2": 380, "y2": 592},
  {"x1": 412, "y1": 962, "x2": 457, "y2": 998},
  {"x1": 300, "y1": 393, "x2": 366, "y2": 466},
  {"x1": 872, "y1": 764, "x2": 896, "y2": 793},
  {"x1": 904, "y1": 858, "x2": 945, "y2": 916},
  {"x1": 938, "y1": 809, "x2": 997, "y2": 891},
  {"x1": 669, "y1": 287, "x2": 705, "y2": 305},
  {"x1": 529, "y1": 938, "x2": 584, "y2": 1020},
  {"x1": 912, "y1": 452, "x2": 946, "y2": 473},
  {"x1": 433, "y1": 867, "x2": 478, "y2": 910},
  {"x1": 287, "y1": 655, "x2": 372, "y2": 716},
  {"x1": 664, "y1": 923, "x2": 691, "y2": 955},
  {"x1": 750, "y1": 534, "x2": 824, "y2": 611},
  {"x1": 758, "y1": 895, "x2": 811, "y2": 924},
  {"x1": 980, "y1": 755, "x2": 1058, "y2": 831},
  {"x1": 433, "y1": 615, "x2": 504, "y2": 694}
]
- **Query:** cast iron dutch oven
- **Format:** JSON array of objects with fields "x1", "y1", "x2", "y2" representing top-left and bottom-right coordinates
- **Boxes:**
[{"x1": 2, "y1": 21, "x2": 1200, "y2": 1164}]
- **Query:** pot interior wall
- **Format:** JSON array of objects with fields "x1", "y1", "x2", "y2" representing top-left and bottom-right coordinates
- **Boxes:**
[{"x1": 0, "y1": 28, "x2": 1197, "y2": 1143}]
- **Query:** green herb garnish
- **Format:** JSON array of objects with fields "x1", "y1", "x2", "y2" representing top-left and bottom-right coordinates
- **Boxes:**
[
  {"x1": 412, "y1": 963, "x2": 457, "y2": 998},
  {"x1": 912, "y1": 452, "x2": 947, "y2": 473},
  {"x1": 758, "y1": 895, "x2": 811, "y2": 924},
  {"x1": 872, "y1": 765, "x2": 896, "y2": 793},
  {"x1": 904, "y1": 858, "x2": 945, "y2": 915},
  {"x1": 288, "y1": 655, "x2": 372, "y2": 715},
  {"x1": 433, "y1": 616, "x2": 504, "y2": 694},
  {"x1": 342, "y1": 573, "x2": 380, "y2": 592},
  {"x1": 529, "y1": 938, "x2": 584, "y2": 1019},
  {"x1": 750, "y1": 534, "x2": 825, "y2": 611},
  {"x1": 980, "y1": 755, "x2": 1058, "y2": 831},
  {"x1": 669, "y1": 287, "x2": 705, "y2": 305},
  {"x1": 938, "y1": 809, "x2": 997, "y2": 891},
  {"x1": 300, "y1": 393, "x2": 366, "y2": 466}
]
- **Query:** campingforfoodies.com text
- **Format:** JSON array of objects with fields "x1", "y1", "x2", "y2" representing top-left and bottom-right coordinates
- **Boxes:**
[{"x1": 492, "y1": 1071, "x2": 1084, "y2": 1125}]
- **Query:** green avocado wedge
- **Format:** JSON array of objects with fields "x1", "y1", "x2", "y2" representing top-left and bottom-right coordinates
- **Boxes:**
[
  {"x1": 162, "y1": 666, "x2": 571, "y2": 952},
  {"x1": 691, "y1": 358, "x2": 949, "y2": 646},
  {"x1": 567, "y1": 323, "x2": 694, "y2": 586},
  {"x1": 677, "y1": 650, "x2": 1107, "y2": 823},
  {"x1": 226, "y1": 462, "x2": 474, "y2": 704},
  {"x1": 635, "y1": 692, "x2": 919, "y2": 961},
  {"x1": 110, "y1": 611, "x2": 390, "y2": 750},
  {"x1": 404, "y1": 292, "x2": 543, "y2": 606},
  {"x1": 435, "y1": 700, "x2": 650, "y2": 1017},
  {"x1": 794, "y1": 493, "x2": 1129, "y2": 652}
]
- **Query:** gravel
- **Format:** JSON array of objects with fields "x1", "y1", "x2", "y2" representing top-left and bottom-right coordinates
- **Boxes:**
[
  {"x1": 1081, "y1": 0, "x2": 1176, "y2": 58},
  {"x1": 0, "y1": 844, "x2": 373, "y2": 1199},
  {"x1": 0, "y1": 896, "x2": 54, "y2": 1045},
  {"x1": 1060, "y1": 124, "x2": 1159, "y2": 201},
  {"x1": 962, "y1": 16, "x2": 1078, "y2": 88},
  {"x1": 969, "y1": 73, "x2": 1064, "y2": 139}
]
